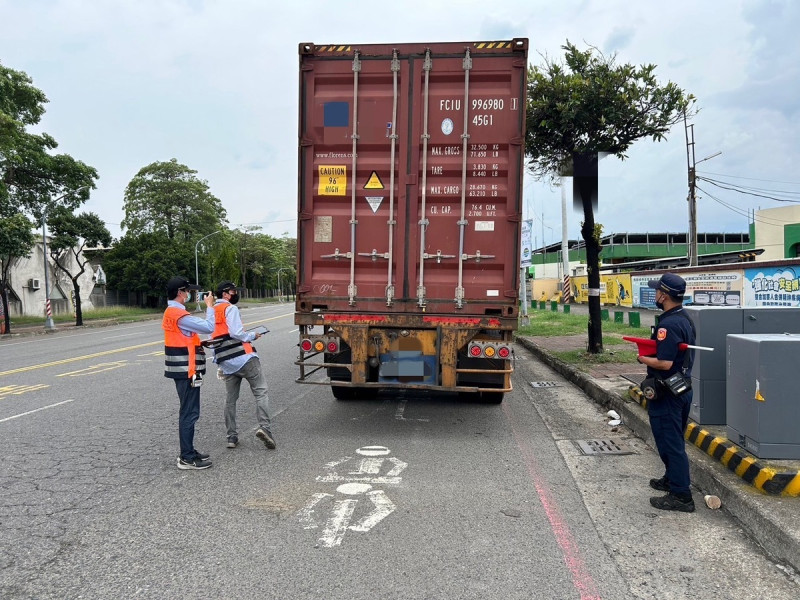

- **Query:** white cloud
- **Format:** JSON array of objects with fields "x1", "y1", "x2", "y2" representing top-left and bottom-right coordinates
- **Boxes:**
[{"x1": 2, "y1": 0, "x2": 798, "y2": 245}]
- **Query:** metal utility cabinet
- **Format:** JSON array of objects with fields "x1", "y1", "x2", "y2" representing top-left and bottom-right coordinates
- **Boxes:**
[
  {"x1": 294, "y1": 39, "x2": 528, "y2": 403},
  {"x1": 726, "y1": 333, "x2": 800, "y2": 459},
  {"x1": 685, "y1": 306, "x2": 800, "y2": 424}
]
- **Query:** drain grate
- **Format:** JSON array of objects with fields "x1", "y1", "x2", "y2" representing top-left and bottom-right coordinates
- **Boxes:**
[
  {"x1": 530, "y1": 381, "x2": 560, "y2": 388},
  {"x1": 576, "y1": 438, "x2": 634, "y2": 456}
]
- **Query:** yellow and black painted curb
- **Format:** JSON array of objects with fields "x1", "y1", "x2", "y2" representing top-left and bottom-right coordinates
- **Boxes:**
[{"x1": 628, "y1": 385, "x2": 800, "y2": 497}]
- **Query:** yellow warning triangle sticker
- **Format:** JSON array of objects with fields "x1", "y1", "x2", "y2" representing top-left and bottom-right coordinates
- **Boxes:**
[{"x1": 364, "y1": 171, "x2": 384, "y2": 190}]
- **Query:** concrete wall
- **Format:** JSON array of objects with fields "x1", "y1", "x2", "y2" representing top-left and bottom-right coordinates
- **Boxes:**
[
  {"x1": 754, "y1": 205, "x2": 800, "y2": 261},
  {"x1": 5, "y1": 235, "x2": 103, "y2": 317}
]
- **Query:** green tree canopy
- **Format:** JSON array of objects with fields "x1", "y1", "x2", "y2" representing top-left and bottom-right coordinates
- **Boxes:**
[
  {"x1": 525, "y1": 41, "x2": 695, "y2": 179},
  {"x1": 122, "y1": 159, "x2": 228, "y2": 241},
  {"x1": 104, "y1": 231, "x2": 195, "y2": 306},
  {"x1": 48, "y1": 208, "x2": 112, "y2": 326},
  {"x1": 0, "y1": 212, "x2": 36, "y2": 333},
  {"x1": 0, "y1": 62, "x2": 97, "y2": 219},
  {"x1": 525, "y1": 41, "x2": 695, "y2": 352}
]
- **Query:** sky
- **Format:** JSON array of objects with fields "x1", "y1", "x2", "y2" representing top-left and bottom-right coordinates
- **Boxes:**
[{"x1": 2, "y1": 0, "x2": 799, "y2": 248}]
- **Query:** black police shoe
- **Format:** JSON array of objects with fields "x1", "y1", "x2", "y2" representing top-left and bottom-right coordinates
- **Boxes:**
[
  {"x1": 650, "y1": 493, "x2": 695, "y2": 512},
  {"x1": 649, "y1": 476, "x2": 670, "y2": 492}
]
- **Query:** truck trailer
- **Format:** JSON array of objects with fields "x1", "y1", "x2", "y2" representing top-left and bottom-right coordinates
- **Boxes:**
[{"x1": 294, "y1": 39, "x2": 528, "y2": 403}]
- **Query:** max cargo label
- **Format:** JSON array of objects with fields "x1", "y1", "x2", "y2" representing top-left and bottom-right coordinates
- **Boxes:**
[{"x1": 318, "y1": 165, "x2": 347, "y2": 196}]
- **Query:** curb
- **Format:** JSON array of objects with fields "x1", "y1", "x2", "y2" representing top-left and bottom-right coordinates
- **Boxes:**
[
  {"x1": 626, "y1": 385, "x2": 800, "y2": 497},
  {"x1": 515, "y1": 335, "x2": 800, "y2": 573}
]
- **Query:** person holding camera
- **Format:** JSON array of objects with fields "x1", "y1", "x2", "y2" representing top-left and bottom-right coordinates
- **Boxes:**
[
  {"x1": 636, "y1": 272, "x2": 696, "y2": 512},
  {"x1": 211, "y1": 281, "x2": 276, "y2": 451},
  {"x1": 163, "y1": 276, "x2": 216, "y2": 470}
]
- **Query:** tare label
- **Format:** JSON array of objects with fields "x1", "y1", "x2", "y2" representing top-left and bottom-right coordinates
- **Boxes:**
[{"x1": 318, "y1": 165, "x2": 347, "y2": 196}]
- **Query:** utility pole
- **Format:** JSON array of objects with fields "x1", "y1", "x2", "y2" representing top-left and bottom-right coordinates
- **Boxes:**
[
  {"x1": 684, "y1": 114, "x2": 698, "y2": 267},
  {"x1": 684, "y1": 114, "x2": 721, "y2": 267}
]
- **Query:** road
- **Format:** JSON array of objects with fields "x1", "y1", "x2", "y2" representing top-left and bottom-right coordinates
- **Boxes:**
[{"x1": 1, "y1": 304, "x2": 797, "y2": 599}]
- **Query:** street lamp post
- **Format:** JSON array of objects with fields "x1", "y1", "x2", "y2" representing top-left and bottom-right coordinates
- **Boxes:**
[
  {"x1": 276, "y1": 267, "x2": 291, "y2": 302},
  {"x1": 194, "y1": 230, "x2": 224, "y2": 286},
  {"x1": 42, "y1": 186, "x2": 89, "y2": 330}
]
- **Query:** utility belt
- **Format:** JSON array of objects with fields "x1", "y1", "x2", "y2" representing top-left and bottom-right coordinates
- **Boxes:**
[{"x1": 640, "y1": 372, "x2": 691, "y2": 401}]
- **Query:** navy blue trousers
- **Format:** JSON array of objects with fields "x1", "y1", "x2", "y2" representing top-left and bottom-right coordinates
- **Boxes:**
[
  {"x1": 174, "y1": 378, "x2": 201, "y2": 461},
  {"x1": 648, "y1": 390, "x2": 692, "y2": 496}
]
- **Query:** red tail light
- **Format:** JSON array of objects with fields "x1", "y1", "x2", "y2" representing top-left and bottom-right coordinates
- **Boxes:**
[
  {"x1": 327, "y1": 340, "x2": 339, "y2": 353},
  {"x1": 497, "y1": 346, "x2": 510, "y2": 359},
  {"x1": 469, "y1": 344, "x2": 482, "y2": 357},
  {"x1": 300, "y1": 339, "x2": 313, "y2": 352}
]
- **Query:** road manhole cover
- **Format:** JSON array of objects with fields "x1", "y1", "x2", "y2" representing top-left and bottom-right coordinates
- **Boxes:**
[
  {"x1": 530, "y1": 381, "x2": 560, "y2": 388},
  {"x1": 575, "y1": 438, "x2": 633, "y2": 456}
]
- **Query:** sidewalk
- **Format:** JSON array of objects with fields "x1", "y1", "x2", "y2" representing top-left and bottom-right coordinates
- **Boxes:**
[{"x1": 517, "y1": 332, "x2": 800, "y2": 574}]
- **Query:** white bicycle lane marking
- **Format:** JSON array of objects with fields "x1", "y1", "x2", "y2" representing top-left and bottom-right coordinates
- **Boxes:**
[{"x1": 297, "y1": 445, "x2": 407, "y2": 548}]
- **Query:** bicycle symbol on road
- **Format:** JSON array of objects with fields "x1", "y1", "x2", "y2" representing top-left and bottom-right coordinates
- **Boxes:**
[{"x1": 297, "y1": 445, "x2": 407, "y2": 548}]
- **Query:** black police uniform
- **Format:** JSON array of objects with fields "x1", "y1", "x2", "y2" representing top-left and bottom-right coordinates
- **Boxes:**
[{"x1": 646, "y1": 306, "x2": 695, "y2": 497}]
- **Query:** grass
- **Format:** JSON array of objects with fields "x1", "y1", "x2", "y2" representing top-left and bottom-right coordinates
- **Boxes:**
[
  {"x1": 516, "y1": 309, "x2": 647, "y2": 369},
  {"x1": 9, "y1": 306, "x2": 162, "y2": 327}
]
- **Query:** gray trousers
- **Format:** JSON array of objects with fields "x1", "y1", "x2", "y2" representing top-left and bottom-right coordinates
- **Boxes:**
[{"x1": 223, "y1": 357, "x2": 272, "y2": 438}]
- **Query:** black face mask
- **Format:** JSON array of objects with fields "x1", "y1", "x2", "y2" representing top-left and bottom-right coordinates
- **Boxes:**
[
  {"x1": 228, "y1": 293, "x2": 239, "y2": 305},
  {"x1": 655, "y1": 291, "x2": 664, "y2": 310}
]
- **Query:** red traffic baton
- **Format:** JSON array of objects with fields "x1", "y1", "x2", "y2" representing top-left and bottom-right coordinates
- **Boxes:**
[{"x1": 622, "y1": 336, "x2": 714, "y2": 356}]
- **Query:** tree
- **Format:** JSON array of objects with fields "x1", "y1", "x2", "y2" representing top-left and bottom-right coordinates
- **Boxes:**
[
  {"x1": 122, "y1": 159, "x2": 228, "y2": 241},
  {"x1": 104, "y1": 232, "x2": 195, "y2": 307},
  {"x1": 525, "y1": 41, "x2": 695, "y2": 353},
  {"x1": 1, "y1": 62, "x2": 97, "y2": 220},
  {"x1": 0, "y1": 213, "x2": 36, "y2": 333},
  {"x1": 47, "y1": 208, "x2": 112, "y2": 326}
]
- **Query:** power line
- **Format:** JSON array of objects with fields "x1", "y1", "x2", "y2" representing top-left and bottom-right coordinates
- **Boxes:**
[
  {"x1": 697, "y1": 185, "x2": 797, "y2": 226},
  {"x1": 697, "y1": 170, "x2": 800, "y2": 186},
  {"x1": 697, "y1": 176, "x2": 800, "y2": 204}
]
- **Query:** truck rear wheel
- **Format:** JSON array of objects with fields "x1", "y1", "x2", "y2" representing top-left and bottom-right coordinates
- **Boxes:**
[{"x1": 332, "y1": 386, "x2": 364, "y2": 400}]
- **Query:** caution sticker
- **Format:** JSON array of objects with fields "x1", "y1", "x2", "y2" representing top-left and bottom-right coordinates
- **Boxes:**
[
  {"x1": 364, "y1": 171, "x2": 384, "y2": 190},
  {"x1": 318, "y1": 165, "x2": 347, "y2": 196},
  {"x1": 366, "y1": 197, "x2": 383, "y2": 213}
]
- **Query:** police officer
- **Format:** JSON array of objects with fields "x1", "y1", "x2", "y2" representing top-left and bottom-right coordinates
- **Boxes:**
[
  {"x1": 163, "y1": 276, "x2": 215, "y2": 470},
  {"x1": 637, "y1": 272, "x2": 696, "y2": 512},
  {"x1": 211, "y1": 281, "x2": 276, "y2": 450}
]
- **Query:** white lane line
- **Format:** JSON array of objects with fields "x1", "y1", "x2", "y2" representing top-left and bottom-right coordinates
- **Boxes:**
[{"x1": 0, "y1": 399, "x2": 75, "y2": 423}]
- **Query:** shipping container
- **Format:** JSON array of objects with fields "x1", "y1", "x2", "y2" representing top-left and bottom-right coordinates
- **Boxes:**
[{"x1": 295, "y1": 39, "x2": 528, "y2": 402}]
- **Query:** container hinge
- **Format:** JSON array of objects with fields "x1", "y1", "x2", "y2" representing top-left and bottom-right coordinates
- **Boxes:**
[
  {"x1": 321, "y1": 248, "x2": 353, "y2": 260},
  {"x1": 461, "y1": 250, "x2": 495, "y2": 263},
  {"x1": 455, "y1": 286, "x2": 465, "y2": 308},
  {"x1": 357, "y1": 249, "x2": 390, "y2": 261},
  {"x1": 423, "y1": 250, "x2": 456, "y2": 263},
  {"x1": 299, "y1": 211, "x2": 314, "y2": 220}
]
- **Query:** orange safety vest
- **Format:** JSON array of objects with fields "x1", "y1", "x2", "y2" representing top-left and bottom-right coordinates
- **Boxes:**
[
  {"x1": 211, "y1": 303, "x2": 255, "y2": 364},
  {"x1": 162, "y1": 306, "x2": 206, "y2": 379}
]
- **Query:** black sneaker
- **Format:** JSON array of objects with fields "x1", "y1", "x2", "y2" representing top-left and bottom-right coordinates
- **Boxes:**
[
  {"x1": 256, "y1": 428, "x2": 276, "y2": 449},
  {"x1": 177, "y1": 457, "x2": 213, "y2": 470},
  {"x1": 649, "y1": 476, "x2": 670, "y2": 492},
  {"x1": 650, "y1": 493, "x2": 695, "y2": 512},
  {"x1": 196, "y1": 451, "x2": 210, "y2": 461},
  {"x1": 227, "y1": 436, "x2": 238, "y2": 449}
]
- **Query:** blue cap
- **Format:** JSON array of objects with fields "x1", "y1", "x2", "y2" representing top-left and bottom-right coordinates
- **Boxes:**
[{"x1": 647, "y1": 273, "x2": 686, "y2": 297}]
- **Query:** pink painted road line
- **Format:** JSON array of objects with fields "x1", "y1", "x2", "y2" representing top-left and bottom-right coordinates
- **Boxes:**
[{"x1": 503, "y1": 402, "x2": 602, "y2": 600}]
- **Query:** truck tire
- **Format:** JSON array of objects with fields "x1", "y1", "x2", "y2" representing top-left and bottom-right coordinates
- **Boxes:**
[
  {"x1": 332, "y1": 386, "x2": 364, "y2": 401},
  {"x1": 481, "y1": 391, "x2": 504, "y2": 404}
]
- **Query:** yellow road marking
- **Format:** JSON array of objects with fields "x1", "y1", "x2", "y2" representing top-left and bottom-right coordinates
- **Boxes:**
[
  {"x1": 0, "y1": 384, "x2": 51, "y2": 399},
  {"x1": 0, "y1": 312, "x2": 293, "y2": 377},
  {"x1": 0, "y1": 341, "x2": 161, "y2": 377},
  {"x1": 57, "y1": 361, "x2": 129, "y2": 377}
]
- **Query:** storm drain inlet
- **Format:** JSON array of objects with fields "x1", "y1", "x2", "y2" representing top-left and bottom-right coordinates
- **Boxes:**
[
  {"x1": 576, "y1": 438, "x2": 633, "y2": 456},
  {"x1": 530, "y1": 381, "x2": 560, "y2": 388}
]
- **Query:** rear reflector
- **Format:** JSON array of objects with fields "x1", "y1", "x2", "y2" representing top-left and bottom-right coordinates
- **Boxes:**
[{"x1": 327, "y1": 340, "x2": 339, "y2": 353}]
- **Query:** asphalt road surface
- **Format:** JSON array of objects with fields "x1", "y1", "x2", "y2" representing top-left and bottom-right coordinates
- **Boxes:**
[{"x1": 1, "y1": 304, "x2": 798, "y2": 599}]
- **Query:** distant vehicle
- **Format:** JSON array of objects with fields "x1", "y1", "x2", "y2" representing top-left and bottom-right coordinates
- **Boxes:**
[{"x1": 294, "y1": 39, "x2": 529, "y2": 403}]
